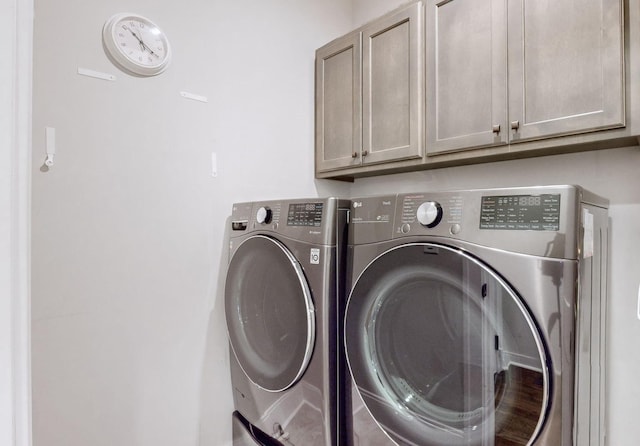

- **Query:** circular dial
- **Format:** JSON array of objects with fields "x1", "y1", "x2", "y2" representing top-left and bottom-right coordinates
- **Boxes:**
[
  {"x1": 256, "y1": 206, "x2": 272, "y2": 224},
  {"x1": 102, "y1": 13, "x2": 171, "y2": 76},
  {"x1": 416, "y1": 201, "x2": 443, "y2": 228}
]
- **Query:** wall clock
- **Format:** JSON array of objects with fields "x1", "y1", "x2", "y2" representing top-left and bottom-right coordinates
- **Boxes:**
[{"x1": 102, "y1": 12, "x2": 172, "y2": 77}]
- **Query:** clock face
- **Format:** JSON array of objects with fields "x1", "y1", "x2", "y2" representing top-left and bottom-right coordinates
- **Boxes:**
[{"x1": 103, "y1": 13, "x2": 171, "y2": 76}]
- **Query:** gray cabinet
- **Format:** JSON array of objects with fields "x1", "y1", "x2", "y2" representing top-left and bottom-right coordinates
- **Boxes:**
[
  {"x1": 427, "y1": 0, "x2": 624, "y2": 156},
  {"x1": 508, "y1": 0, "x2": 624, "y2": 143},
  {"x1": 315, "y1": 33, "x2": 362, "y2": 172},
  {"x1": 316, "y1": 1, "x2": 424, "y2": 174},
  {"x1": 426, "y1": 0, "x2": 507, "y2": 154}
]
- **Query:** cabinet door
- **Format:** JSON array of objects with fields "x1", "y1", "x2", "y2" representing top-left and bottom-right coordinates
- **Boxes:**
[
  {"x1": 508, "y1": 0, "x2": 624, "y2": 143},
  {"x1": 315, "y1": 33, "x2": 362, "y2": 172},
  {"x1": 362, "y1": 1, "x2": 424, "y2": 165},
  {"x1": 426, "y1": 0, "x2": 508, "y2": 155}
]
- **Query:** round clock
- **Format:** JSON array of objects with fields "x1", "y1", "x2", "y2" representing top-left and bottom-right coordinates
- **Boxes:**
[{"x1": 102, "y1": 13, "x2": 171, "y2": 77}]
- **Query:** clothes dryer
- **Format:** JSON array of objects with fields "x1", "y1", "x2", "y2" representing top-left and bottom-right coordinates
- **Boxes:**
[
  {"x1": 225, "y1": 198, "x2": 350, "y2": 446},
  {"x1": 344, "y1": 186, "x2": 608, "y2": 446}
]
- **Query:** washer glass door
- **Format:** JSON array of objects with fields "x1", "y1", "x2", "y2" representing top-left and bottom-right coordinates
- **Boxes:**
[
  {"x1": 345, "y1": 243, "x2": 549, "y2": 446},
  {"x1": 225, "y1": 235, "x2": 315, "y2": 392}
]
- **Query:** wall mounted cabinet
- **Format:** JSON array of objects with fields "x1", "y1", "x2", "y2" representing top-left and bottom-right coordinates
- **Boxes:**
[
  {"x1": 315, "y1": 1, "x2": 424, "y2": 174},
  {"x1": 426, "y1": 0, "x2": 624, "y2": 156},
  {"x1": 315, "y1": 32, "x2": 362, "y2": 172},
  {"x1": 316, "y1": 0, "x2": 631, "y2": 180},
  {"x1": 426, "y1": 0, "x2": 508, "y2": 154}
]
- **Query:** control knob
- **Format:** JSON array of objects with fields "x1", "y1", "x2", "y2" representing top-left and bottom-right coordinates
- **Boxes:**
[
  {"x1": 416, "y1": 201, "x2": 443, "y2": 228},
  {"x1": 256, "y1": 206, "x2": 272, "y2": 224}
]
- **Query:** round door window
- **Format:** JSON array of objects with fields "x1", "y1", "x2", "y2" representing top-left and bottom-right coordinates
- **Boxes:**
[
  {"x1": 345, "y1": 243, "x2": 549, "y2": 446},
  {"x1": 225, "y1": 235, "x2": 315, "y2": 392}
]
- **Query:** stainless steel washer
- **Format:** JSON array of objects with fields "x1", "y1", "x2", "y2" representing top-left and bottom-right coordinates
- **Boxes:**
[
  {"x1": 345, "y1": 186, "x2": 608, "y2": 446},
  {"x1": 225, "y1": 198, "x2": 349, "y2": 445}
]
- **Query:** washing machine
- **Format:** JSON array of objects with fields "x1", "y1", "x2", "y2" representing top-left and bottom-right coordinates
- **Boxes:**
[
  {"x1": 344, "y1": 185, "x2": 608, "y2": 446},
  {"x1": 225, "y1": 197, "x2": 350, "y2": 445}
]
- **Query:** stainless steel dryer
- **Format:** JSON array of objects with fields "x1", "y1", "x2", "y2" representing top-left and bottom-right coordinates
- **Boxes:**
[
  {"x1": 225, "y1": 198, "x2": 349, "y2": 446},
  {"x1": 344, "y1": 186, "x2": 608, "y2": 446}
]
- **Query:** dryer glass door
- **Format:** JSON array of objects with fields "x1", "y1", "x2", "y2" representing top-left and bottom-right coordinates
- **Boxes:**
[
  {"x1": 345, "y1": 243, "x2": 549, "y2": 446},
  {"x1": 225, "y1": 235, "x2": 315, "y2": 392}
]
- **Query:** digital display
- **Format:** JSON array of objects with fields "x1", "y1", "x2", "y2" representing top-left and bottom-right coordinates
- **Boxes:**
[
  {"x1": 519, "y1": 196, "x2": 541, "y2": 207},
  {"x1": 480, "y1": 194, "x2": 561, "y2": 231},
  {"x1": 287, "y1": 203, "x2": 323, "y2": 227}
]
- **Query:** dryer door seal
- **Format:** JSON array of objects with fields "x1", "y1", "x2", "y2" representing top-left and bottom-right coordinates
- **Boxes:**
[
  {"x1": 345, "y1": 242, "x2": 550, "y2": 446},
  {"x1": 225, "y1": 235, "x2": 315, "y2": 392}
]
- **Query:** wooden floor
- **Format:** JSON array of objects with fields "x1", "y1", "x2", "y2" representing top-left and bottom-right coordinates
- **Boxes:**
[{"x1": 494, "y1": 366, "x2": 545, "y2": 445}]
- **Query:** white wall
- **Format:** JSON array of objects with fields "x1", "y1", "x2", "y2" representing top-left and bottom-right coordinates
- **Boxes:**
[
  {"x1": 351, "y1": 0, "x2": 407, "y2": 27},
  {"x1": 31, "y1": 1, "x2": 350, "y2": 445}
]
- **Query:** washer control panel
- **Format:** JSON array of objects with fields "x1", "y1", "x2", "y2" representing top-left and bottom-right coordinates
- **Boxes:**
[
  {"x1": 230, "y1": 198, "x2": 348, "y2": 246},
  {"x1": 350, "y1": 186, "x2": 585, "y2": 258},
  {"x1": 286, "y1": 202, "x2": 323, "y2": 227},
  {"x1": 251, "y1": 202, "x2": 326, "y2": 227},
  {"x1": 479, "y1": 194, "x2": 561, "y2": 231}
]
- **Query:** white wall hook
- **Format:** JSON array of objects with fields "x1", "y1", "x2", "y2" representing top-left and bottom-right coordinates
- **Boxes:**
[{"x1": 45, "y1": 126, "x2": 56, "y2": 168}]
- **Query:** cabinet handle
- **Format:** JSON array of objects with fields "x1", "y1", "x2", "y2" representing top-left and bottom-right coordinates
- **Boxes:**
[
  {"x1": 510, "y1": 120, "x2": 520, "y2": 130},
  {"x1": 352, "y1": 152, "x2": 358, "y2": 158},
  {"x1": 492, "y1": 124, "x2": 501, "y2": 134},
  {"x1": 362, "y1": 150, "x2": 369, "y2": 157}
]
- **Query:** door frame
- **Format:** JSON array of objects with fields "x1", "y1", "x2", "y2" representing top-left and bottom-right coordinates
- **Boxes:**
[{"x1": 1, "y1": 0, "x2": 33, "y2": 445}]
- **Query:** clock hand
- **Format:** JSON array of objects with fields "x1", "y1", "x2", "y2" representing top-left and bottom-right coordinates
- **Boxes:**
[
  {"x1": 123, "y1": 25, "x2": 146, "y2": 51},
  {"x1": 123, "y1": 25, "x2": 140, "y2": 42},
  {"x1": 137, "y1": 39, "x2": 153, "y2": 55},
  {"x1": 140, "y1": 41, "x2": 159, "y2": 58},
  {"x1": 124, "y1": 26, "x2": 159, "y2": 57},
  {"x1": 123, "y1": 25, "x2": 160, "y2": 59}
]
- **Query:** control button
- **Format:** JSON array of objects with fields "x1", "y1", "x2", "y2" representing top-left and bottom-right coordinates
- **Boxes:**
[
  {"x1": 450, "y1": 223, "x2": 461, "y2": 235},
  {"x1": 401, "y1": 223, "x2": 411, "y2": 234},
  {"x1": 416, "y1": 201, "x2": 443, "y2": 228},
  {"x1": 256, "y1": 206, "x2": 272, "y2": 224}
]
